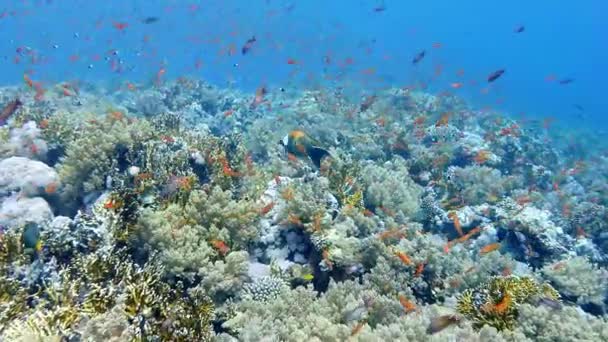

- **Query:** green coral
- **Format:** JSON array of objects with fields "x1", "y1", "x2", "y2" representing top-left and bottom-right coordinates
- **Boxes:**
[
  {"x1": 361, "y1": 157, "x2": 422, "y2": 219},
  {"x1": 456, "y1": 276, "x2": 560, "y2": 331},
  {"x1": 57, "y1": 114, "x2": 155, "y2": 205},
  {"x1": 513, "y1": 304, "x2": 608, "y2": 342},
  {"x1": 138, "y1": 187, "x2": 259, "y2": 274},
  {"x1": 541, "y1": 257, "x2": 608, "y2": 307}
]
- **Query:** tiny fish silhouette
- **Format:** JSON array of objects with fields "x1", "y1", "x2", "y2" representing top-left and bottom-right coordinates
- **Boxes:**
[
  {"x1": 241, "y1": 36, "x2": 257, "y2": 55},
  {"x1": 412, "y1": 50, "x2": 426, "y2": 64},
  {"x1": 488, "y1": 69, "x2": 505, "y2": 82}
]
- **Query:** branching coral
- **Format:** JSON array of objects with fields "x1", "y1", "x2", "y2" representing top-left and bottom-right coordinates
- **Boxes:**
[
  {"x1": 513, "y1": 303, "x2": 608, "y2": 342},
  {"x1": 57, "y1": 113, "x2": 155, "y2": 207},
  {"x1": 456, "y1": 276, "x2": 560, "y2": 331},
  {"x1": 138, "y1": 187, "x2": 259, "y2": 275},
  {"x1": 361, "y1": 157, "x2": 422, "y2": 219},
  {"x1": 541, "y1": 257, "x2": 608, "y2": 309}
]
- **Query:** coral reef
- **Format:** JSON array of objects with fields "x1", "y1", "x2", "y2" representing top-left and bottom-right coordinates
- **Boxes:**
[
  {"x1": 456, "y1": 276, "x2": 560, "y2": 331},
  {"x1": 541, "y1": 257, "x2": 608, "y2": 312},
  {"x1": 1, "y1": 78, "x2": 607, "y2": 341}
]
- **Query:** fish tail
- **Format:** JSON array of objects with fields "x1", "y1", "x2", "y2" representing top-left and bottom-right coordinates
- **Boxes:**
[{"x1": 308, "y1": 147, "x2": 330, "y2": 168}]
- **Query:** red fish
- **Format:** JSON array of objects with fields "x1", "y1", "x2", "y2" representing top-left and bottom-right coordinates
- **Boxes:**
[{"x1": 113, "y1": 22, "x2": 128, "y2": 30}]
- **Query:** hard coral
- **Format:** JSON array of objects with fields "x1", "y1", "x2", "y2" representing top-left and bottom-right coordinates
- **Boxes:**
[
  {"x1": 456, "y1": 276, "x2": 560, "y2": 331},
  {"x1": 361, "y1": 157, "x2": 422, "y2": 220}
]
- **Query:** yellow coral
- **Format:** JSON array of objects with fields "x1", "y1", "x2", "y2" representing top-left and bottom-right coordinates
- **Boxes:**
[{"x1": 457, "y1": 276, "x2": 560, "y2": 331}]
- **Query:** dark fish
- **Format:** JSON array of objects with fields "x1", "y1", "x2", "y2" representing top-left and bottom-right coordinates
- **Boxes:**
[
  {"x1": 412, "y1": 50, "x2": 426, "y2": 64},
  {"x1": 488, "y1": 69, "x2": 505, "y2": 82},
  {"x1": 373, "y1": 5, "x2": 386, "y2": 12},
  {"x1": 21, "y1": 222, "x2": 42, "y2": 256},
  {"x1": 0, "y1": 98, "x2": 23, "y2": 126},
  {"x1": 559, "y1": 78, "x2": 574, "y2": 85},
  {"x1": 514, "y1": 25, "x2": 525, "y2": 33},
  {"x1": 141, "y1": 17, "x2": 160, "y2": 24},
  {"x1": 538, "y1": 297, "x2": 563, "y2": 310},
  {"x1": 360, "y1": 95, "x2": 377, "y2": 112},
  {"x1": 427, "y1": 315, "x2": 461, "y2": 334},
  {"x1": 573, "y1": 104, "x2": 584, "y2": 111},
  {"x1": 241, "y1": 36, "x2": 257, "y2": 55}
]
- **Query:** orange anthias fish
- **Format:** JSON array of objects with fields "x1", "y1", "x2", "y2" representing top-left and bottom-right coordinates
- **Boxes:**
[
  {"x1": 483, "y1": 293, "x2": 512, "y2": 315},
  {"x1": 447, "y1": 212, "x2": 464, "y2": 237},
  {"x1": 444, "y1": 226, "x2": 482, "y2": 253},
  {"x1": 259, "y1": 201, "x2": 275, "y2": 215},
  {"x1": 435, "y1": 112, "x2": 451, "y2": 127},
  {"x1": 479, "y1": 242, "x2": 501, "y2": 255},
  {"x1": 474, "y1": 150, "x2": 491, "y2": 164},
  {"x1": 210, "y1": 239, "x2": 230, "y2": 256},
  {"x1": 113, "y1": 22, "x2": 129, "y2": 30},
  {"x1": 398, "y1": 295, "x2": 417, "y2": 313},
  {"x1": 394, "y1": 251, "x2": 413, "y2": 265},
  {"x1": 450, "y1": 82, "x2": 463, "y2": 89}
]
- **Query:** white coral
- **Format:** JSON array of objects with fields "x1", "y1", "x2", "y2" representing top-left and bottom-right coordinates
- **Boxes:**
[{"x1": 0, "y1": 156, "x2": 58, "y2": 196}]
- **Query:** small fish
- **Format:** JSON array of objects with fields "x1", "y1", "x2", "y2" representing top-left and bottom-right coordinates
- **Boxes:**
[
  {"x1": 210, "y1": 239, "x2": 230, "y2": 256},
  {"x1": 514, "y1": 25, "x2": 525, "y2": 33},
  {"x1": 427, "y1": 315, "x2": 461, "y2": 334},
  {"x1": 301, "y1": 273, "x2": 314, "y2": 281},
  {"x1": 21, "y1": 222, "x2": 42, "y2": 256},
  {"x1": 251, "y1": 85, "x2": 267, "y2": 108},
  {"x1": 450, "y1": 82, "x2": 464, "y2": 89},
  {"x1": 398, "y1": 295, "x2": 417, "y2": 313},
  {"x1": 112, "y1": 22, "x2": 129, "y2": 30},
  {"x1": 360, "y1": 95, "x2": 377, "y2": 112},
  {"x1": 141, "y1": 17, "x2": 160, "y2": 24},
  {"x1": 537, "y1": 297, "x2": 562, "y2": 310},
  {"x1": 0, "y1": 98, "x2": 23, "y2": 125},
  {"x1": 412, "y1": 50, "x2": 426, "y2": 64},
  {"x1": 448, "y1": 212, "x2": 463, "y2": 237},
  {"x1": 241, "y1": 36, "x2": 257, "y2": 55},
  {"x1": 573, "y1": 104, "x2": 584, "y2": 111},
  {"x1": 488, "y1": 69, "x2": 505, "y2": 82},
  {"x1": 559, "y1": 78, "x2": 574, "y2": 85},
  {"x1": 479, "y1": 242, "x2": 501, "y2": 255},
  {"x1": 394, "y1": 251, "x2": 413, "y2": 265}
]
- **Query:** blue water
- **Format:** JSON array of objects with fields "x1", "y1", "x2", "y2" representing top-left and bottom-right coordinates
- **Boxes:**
[{"x1": 2, "y1": 0, "x2": 607, "y2": 127}]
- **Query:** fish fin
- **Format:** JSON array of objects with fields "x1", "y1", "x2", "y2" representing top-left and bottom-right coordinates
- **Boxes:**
[{"x1": 308, "y1": 146, "x2": 330, "y2": 168}]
